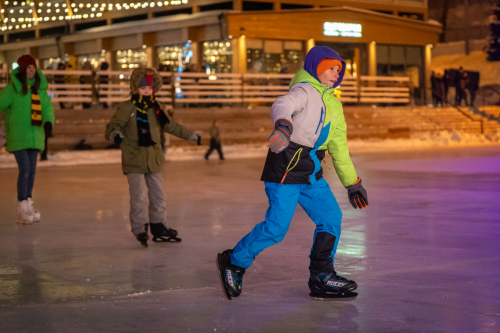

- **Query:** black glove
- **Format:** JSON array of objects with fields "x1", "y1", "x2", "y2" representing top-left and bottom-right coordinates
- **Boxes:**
[
  {"x1": 345, "y1": 177, "x2": 368, "y2": 209},
  {"x1": 268, "y1": 119, "x2": 293, "y2": 154},
  {"x1": 110, "y1": 130, "x2": 123, "y2": 144},
  {"x1": 43, "y1": 122, "x2": 53, "y2": 138}
]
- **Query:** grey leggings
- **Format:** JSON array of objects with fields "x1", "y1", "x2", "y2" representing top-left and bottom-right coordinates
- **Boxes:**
[{"x1": 13, "y1": 149, "x2": 39, "y2": 202}]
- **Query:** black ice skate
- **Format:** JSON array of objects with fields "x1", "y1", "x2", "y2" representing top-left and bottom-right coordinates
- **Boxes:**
[
  {"x1": 216, "y1": 249, "x2": 245, "y2": 300},
  {"x1": 150, "y1": 223, "x2": 182, "y2": 242},
  {"x1": 136, "y1": 224, "x2": 149, "y2": 248},
  {"x1": 308, "y1": 271, "x2": 358, "y2": 301}
]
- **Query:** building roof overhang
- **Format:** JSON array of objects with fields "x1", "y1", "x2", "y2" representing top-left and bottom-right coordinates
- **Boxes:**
[{"x1": 227, "y1": 6, "x2": 442, "y2": 46}]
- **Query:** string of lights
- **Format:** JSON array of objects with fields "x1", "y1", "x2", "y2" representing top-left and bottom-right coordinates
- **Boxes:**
[{"x1": 0, "y1": 0, "x2": 188, "y2": 32}]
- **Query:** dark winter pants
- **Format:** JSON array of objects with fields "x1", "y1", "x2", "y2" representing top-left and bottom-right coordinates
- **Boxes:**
[
  {"x1": 230, "y1": 178, "x2": 342, "y2": 273},
  {"x1": 455, "y1": 88, "x2": 468, "y2": 107},
  {"x1": 13, "y1": 149, "x2": 39, "y2": 202},
  {"x1": 205, "y1": 138, "x2": 224, "y2": 160}
]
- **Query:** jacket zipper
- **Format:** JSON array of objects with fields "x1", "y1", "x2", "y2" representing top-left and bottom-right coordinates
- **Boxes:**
[
  {"x1": 315, "y1": 85, "x2": 332, "y2": 135},
  {"x1": 315, "y1": 108, "x2": 324, "y2": 134}
]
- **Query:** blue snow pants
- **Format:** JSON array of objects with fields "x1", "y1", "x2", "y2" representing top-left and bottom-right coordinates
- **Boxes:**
[{"x1": 230, "y1": 178, "x2": 342, "y2": 273}]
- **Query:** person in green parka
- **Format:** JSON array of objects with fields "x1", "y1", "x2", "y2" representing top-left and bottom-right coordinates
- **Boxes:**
[
  {"x1": 0, "y1": 55, "x2": 55, "y2": 225},
  {"x1": 105, "y1": 67, "x2": 201, "y2": 248}
]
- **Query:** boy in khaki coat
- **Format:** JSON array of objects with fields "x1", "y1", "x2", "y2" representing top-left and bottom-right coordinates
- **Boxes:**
[{"x1": 105, "y1": 67, "x2": 201, "y2": 247}]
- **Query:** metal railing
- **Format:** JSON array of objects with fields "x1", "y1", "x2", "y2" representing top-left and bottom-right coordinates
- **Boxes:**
[{"x1": 0, "y1": 68, "x2": 411, "y2": 107}]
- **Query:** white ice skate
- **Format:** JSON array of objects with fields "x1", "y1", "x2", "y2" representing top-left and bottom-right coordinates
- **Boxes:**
[
  {"x1": 17, "y1": 200, "x2": 33, "y2": 225},
  {"x1": 27, "y1": 198, "x2": 40, "y2": 222}
]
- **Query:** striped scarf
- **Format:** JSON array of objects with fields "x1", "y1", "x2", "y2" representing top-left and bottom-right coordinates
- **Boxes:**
[
  {"x1": 29, "y1": 85, "x2": 42, "y2": 126},
  {"x1": 131, "y1": 94, "x2": 155, "y2": 147}
]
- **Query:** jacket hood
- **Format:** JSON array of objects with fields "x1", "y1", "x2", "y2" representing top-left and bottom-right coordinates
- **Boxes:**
[
  {"x1": 10, "y1": 68, "x2": 48, "y2": 93},
  {"x1": 303, "y1": 46, "x2": 346, "y2": 88},
  {"x1": 130, "y1": 67, "x2": 162, "y2": 95}
]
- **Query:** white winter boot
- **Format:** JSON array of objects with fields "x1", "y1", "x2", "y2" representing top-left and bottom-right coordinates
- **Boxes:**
[
  {"x1": 27, "y1": 198, "x2": 41, "y2": 222},
  {"x1": 17, "y1": 200, "x2": 33, "y2": 225}
]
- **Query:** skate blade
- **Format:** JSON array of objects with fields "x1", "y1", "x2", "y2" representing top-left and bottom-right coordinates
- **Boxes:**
[
  {"x1": 309, "y1": 291, "x2": 358, "y2": 301},
  {"x1": 215, "y1": 254, "x2": 232, "y2": 300},
  {"x1": 152, "y1": 236, "x2": 182, "y2": 243}
]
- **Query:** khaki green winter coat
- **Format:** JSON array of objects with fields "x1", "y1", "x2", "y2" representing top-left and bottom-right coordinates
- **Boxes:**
[{"x1": 105, "y1": 100, "x2": 191, "y2": 174}]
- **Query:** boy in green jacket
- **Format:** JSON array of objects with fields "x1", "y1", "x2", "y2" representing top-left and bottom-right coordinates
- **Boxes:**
[
  {"x1": 216, "y1": 46, "x2": 368, "y2": 301},
  {"x1": 105, "y1": 67, "x2": 201, "y2": 247},
  {"x1": 0, "y1": 55, "x2": 55, "y2": 224}
]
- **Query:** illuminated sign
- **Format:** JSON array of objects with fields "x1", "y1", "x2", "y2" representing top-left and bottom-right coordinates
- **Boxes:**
[{"x1": 323, "y1": 22, "x2": 362, "y2": 37}]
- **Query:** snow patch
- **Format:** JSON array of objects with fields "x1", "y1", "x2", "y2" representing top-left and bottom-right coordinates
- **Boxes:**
[
  {"x1": 127, "y1": 290, "x2": 151, "y2": 297},
  {"x1": 0, "y1": 130, "x2": 499, "y2": 169}
]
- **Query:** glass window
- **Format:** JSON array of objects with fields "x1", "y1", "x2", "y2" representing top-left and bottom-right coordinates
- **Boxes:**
[
  {"x1": 246, "y1": 40, "x2": 303, "y2": 74},
  {"x1": 376, "y1": 45, "x2": 389, "y2": 64},
  {"x1": 406, "y1": 46, "x2": 421, "y2": 66},
  {"x1": 376, "y1": 44, "x2": 422, "y2": 77},
  {"x1": 202, "y1": 40, "x2": 233, "y2": 74},
  {"x1": 247, "y1": 48, "x2": 264, "y2": 73},
  {"x1": 78, "y1": 51, "x2": 105, "y2": 69},
  {"x1": 158, "y1": 43, "x2": 193, "y2": 72},
  {"x1": 116, "y1": 49, "x2": 147, "y2": 70},
  {"x1": 389, "y1": 46, "x2": 405, "y2": 65}
]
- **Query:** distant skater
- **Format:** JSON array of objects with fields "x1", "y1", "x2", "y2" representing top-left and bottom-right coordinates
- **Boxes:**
[{"x1": 205, "y1": 120, "x2": 224, "y2": 160}]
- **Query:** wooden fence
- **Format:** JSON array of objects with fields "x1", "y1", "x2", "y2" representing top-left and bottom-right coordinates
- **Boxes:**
[{"x1": 0, "y1": 69, "x2": 411, "y2": 106}]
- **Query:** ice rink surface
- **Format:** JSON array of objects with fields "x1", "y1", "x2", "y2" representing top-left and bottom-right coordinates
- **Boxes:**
[{"x1": 0, "y1": 146, "x2": 499, "y2": 333}]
